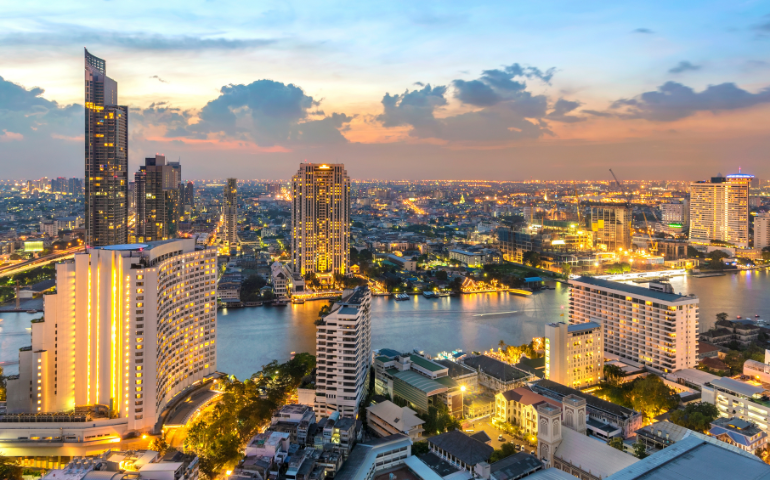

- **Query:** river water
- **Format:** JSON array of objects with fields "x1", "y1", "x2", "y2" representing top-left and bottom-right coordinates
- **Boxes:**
[{"x1": 2, "y1": 270, "x2": 769, "y2": 380}]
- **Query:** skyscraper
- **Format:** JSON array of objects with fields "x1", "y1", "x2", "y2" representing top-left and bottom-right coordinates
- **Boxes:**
[
  {"x1": 134, "y1": 155, "x2": 182, "y2": 242},
  {"x1": 184, "y1": 181, "x2": 195, "y2": 207},
  {"x1": 755, "y1": 212, "x2": 770, "y2": 250},
  {"x1": 84, "y1": 48, "x2": 128, "y2": 246},
  {"x1": 589, "y1": 205, "x2": 630, "y2": 252},
  {"x1": 6, "y1": 239, "x2": 218, "y2": 433},
  {"x1": 689, "y1": 173, "x2": 752, "y2": 249},
  {"x1": 291, "y1": 163, "x2": 350, "y2": 283},
  {"x1": 224, "y1": 178, "x2": 238, "y2": 246},
  {"x1": 314, "y1": 286, "x2": 371, "y2": 417}
]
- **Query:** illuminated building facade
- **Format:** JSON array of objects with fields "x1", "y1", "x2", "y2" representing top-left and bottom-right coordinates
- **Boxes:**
[
  {"x1": 569, "y1": 276, "x2": 698, "y2": 373},
  {"x1": 224, "y1": 178, "x2": 238, "y2": 246},
  {"x1": 135, "y1": 155, "x2": 182, "y2": 242},
  {"x1": 6, "y1": 239, "x2": 218, "y2": 433},
  {"x1": 545, "y1": 321, "x2": 603, "y2": 388},
  {"x1": 755, "y1": 212, "x2": 770, "y2": 250},
  {"x1": 689, "y1": 173, "x2": 752, "y2": 249},
  {"x1": 314, "y1": 286, "x2": 371, "y2": 417},
  {"x1": 589, "y1": 205, "x2": 630, "y2": 251},
  {"x1": 291, "y1": 163, "x2": 350, "y2": 283},
  {"x1": 85, "y1": 48, "x2": 128, "y2": 246}
]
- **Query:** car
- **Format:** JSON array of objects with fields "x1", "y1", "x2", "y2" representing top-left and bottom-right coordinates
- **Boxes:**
[
  {"x1": 517, "y1": 444, "x2": 523, "y2": 451},
  {"x1": 498, "y1": 435, "x2": 504, "y2": 441}
]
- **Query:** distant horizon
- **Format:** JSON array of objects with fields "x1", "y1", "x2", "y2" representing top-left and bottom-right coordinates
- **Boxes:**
[{"x1": 1, "y1": 2, "x2": 769, "y2": 179}]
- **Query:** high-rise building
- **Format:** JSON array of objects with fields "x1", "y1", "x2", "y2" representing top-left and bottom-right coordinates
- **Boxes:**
[
  {"x1": 6, "y1": 239, "x2": 218, "y2": 433},
  {"x1": 84, "y1": 48, "x2": 128, "y2": 246},
  {"x1": 314, "y1": 286, "x2": 372, "y2": 417},
  {"x1": 755, "y1": 212, "x2": 770, "y2": 251},
  {"x1": 589, "y1": 205, "x2": 630, "y2": 252},
  {"x1": 224, "y1": 178, "x2": 238, "y2": 246},
  {"x1": 184, "y1": 181, "x2": 195, "y2": 207},
  {"x1": 689, "y1": 173, "x2": 752, "y2": 248},
  {"x1": 544, "y1": 321, "x2": 603, "y2": 388},
  {"x1": 569, "y1": 277, "x2": 699, "y2": 373},
  {"x1": 660, "y1": 200, "x2": 689, "y2": 225},
  {"x1": 291, "y1": 163, "x2": 350, "y2": 283},
  {"x1": 134, "y1": 155, "x2": 182, "y2": 242}
]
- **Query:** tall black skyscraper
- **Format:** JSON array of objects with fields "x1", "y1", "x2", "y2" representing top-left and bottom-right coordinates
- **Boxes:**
[
  {"x1": 85, "y1": 48, "x2": 128, "y2": 246},
  {"x1": 135, "y1": 154, "x2": 182, "y2": 242}
]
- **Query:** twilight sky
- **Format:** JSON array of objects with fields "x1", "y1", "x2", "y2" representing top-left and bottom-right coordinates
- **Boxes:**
[{"x1": 1, "y1": 1, "x2": 769, "y2": 180}]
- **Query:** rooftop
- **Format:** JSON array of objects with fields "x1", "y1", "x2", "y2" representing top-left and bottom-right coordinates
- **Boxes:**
[
  {"x1": 708, "y1": 377, "x2": 763, "y2": 397},
  {"x1": 567, "y1": 321, "x2": 602, "y2": 333},
  {"x1": 490, "y1": 452, "x2": 542, "y2": 479},
  {"x1": 500, "y1": 387, "x2": 561, "y2": 408},
  {"x1": 410, "y1": 354, "x2": 448, "y2": 373},
  {"x1": 428, "y1": 430, "x2": 494, "y2": 466},
  {"x1": 606, "y1": 436, "x2": 770, "y2": 479},
  {"x1": 556, "y1": 427, "x2": 638, "y2": 478},
  {"x1": 392, "y1": 370, "x2": 447, "y2": 395},
  {"x1": 571, "y1": 276, "x2": 697, "y2": 304},
  {"x1": 532, "y1": 379, "x2": 640, "y2": 420},
  {"x1": 434, "y1": 358, "x2": 477, "y2": 378},
  {"x1": 462, "y1": 355, "x2": 530, "y2": 383}
]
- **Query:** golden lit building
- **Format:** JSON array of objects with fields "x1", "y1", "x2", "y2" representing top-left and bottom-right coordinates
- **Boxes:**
[
  {"x1": 495, "y1": 387, "x2": 561, "y2": 435},
  {"x1": 689, "y1": 173, "x2": 752, "y2": 248},
  {"x1": 291, "y1": 163, "x2": 350, "y2": 283},
  {"x1": 6, "y1": 239, "x2": 218, "y2": 434},
  {"x1": 545, "y1": 321, "x2": 603, "y2": 388},
  {"x1": 224, "y1": 178, "x2": 238, "y2": 246}
]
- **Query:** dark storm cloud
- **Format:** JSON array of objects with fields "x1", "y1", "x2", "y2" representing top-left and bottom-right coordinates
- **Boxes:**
[
  {"x1": 610, "y1": 81, "x2": 770, "y2": 121},
  {"x1": 668, "y1": 61, "x2": 701, "y2": 74},
  {"x1": 633, "y1": 28, "x2": 654, "y2": 34},
  {"x1": 0, "y1": 25, "x2": 276, "y2": 51},
  {"x1": 148, "y1": 79, "x2": 351, "y2": 146},
  {"x1": 0, "y1": 76, "x2": 80, "y2": 139}
]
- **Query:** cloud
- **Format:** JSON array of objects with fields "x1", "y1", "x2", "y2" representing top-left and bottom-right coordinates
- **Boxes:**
[
  {"x1": 0, "y1": 24, "x2": 276, "y2": 51},
  {"x1": 668, "y1": 61, "x2": 701, "y2": 74},
  {"x1": 610, "y1": 81, "x2": 770, "y2": 121},
  {"x1": 146, "y1": 79, "x2": 352, "y2": 146},
  {"x1": 378, "y1": 63, "x2": 561, "y2": 142},
  {"x1": 451, "y1": 63, "x2": 554, "y2": 107},
  {"x1": 633, "y1": 28, "x2": 654, "y2": 34},
  {"x1": 413, "y1": 82, "x2": 425, "y2": 87},
  {"x1": 0, "y1": 75, "x2": 81, "y2": 139},
  {"x1": 149, "y1": 75, "x2": 168, "y2": 83},
  {"x1": 547, "y1": 99, "x2": 584, "y2": 123},
  {"x1": 0, "y1": 130, "x2": 23, "y2": 142}
]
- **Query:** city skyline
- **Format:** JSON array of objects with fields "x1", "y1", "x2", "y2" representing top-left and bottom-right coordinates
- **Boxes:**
[{"x1": 1, "y1": 2, "x2": 769, "y2": 180}]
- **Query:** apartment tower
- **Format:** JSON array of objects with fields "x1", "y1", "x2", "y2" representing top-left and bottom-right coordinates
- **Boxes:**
[
  {"x1": 589, "y1": 205, "x2": 631, "y2": 252},
  {"x1": 224, "y1": 178, "x2": 238, "y2": 246},
  {"x1": 135, "y1": 155, "x2": 182, "y2": 242},
  {"x1": 291, "y1": 163, "x2": 350, "y2": 284},
  {"x1": 545, "y1": 321, "x2": 604, "y2": 388},
  {"x1": 314, "y1": 286, "x2": 372, "y2": 417},
  {"x1": 755, "y1": 212, "x2": 770, "y2": 250},
  {"x1": 689, "y1": 173, "x2": 752, "y2": 249},
  {"x1": 84, "y1": 48, "x2": 128, "y2": 246},
  {"x1": 6, "y1": 239, "x2": 218, "y2": 433},
  {"x1": 569, "y1": 277, "x2": 698, "y2": 373}
]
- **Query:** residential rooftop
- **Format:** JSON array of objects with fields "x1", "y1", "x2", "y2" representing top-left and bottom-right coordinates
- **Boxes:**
[{"x1": 571, "y1": 276, "x2": 698, "y2": 304}]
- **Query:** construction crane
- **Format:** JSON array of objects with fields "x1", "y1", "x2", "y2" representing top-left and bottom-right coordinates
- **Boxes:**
[{"x1": 609, "y1": 169, "x2": 657, "y2": 255}]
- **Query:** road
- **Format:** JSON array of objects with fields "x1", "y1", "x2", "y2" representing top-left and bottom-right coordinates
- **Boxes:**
[{"x1": 0, "y1": 246, "x2": 84, "y2": 279}]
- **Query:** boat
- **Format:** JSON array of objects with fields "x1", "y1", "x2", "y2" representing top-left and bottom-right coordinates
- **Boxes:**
[
  {"x1": 737, "y1": 316, "x2": 742, "y2": 319},
  {"x1": 272, "y1": 299, "x2": 289, "y2": 306},
  {"x1": 422, "y1": 291, "x2": 437, "y2": 299},
  {"x1": 292, "y1": 297, "x2": 305, "y2": 304},
  {"x1": 756, "y1": 315, "x2": 761, "y2": 318},
  {"x1": 26, "y1": 310, "x2": 37, "y2": 314},
  {"x1": 438, "y1": 291, "x2": 450, "y2": 297},
  {"x1": 394, "y1": 293, "x2": 409, "y2": 301}
]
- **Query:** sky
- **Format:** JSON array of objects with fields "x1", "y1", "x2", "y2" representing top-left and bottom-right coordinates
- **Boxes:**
[{"x1": 1, "y1": 0, "x2": 769, "y2": 181}]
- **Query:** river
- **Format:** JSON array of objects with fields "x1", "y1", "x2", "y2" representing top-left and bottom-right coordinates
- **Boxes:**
[{"x1": 1, "y1": 269, "x2": 769, "y2": 380}]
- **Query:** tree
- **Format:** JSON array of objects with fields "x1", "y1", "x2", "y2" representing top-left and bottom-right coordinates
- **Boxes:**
[
  {"x1": 634, "y1": 440, "x2": 648, "y2": 459},
  {"x1": 716, "y1": 312, "x2": 728, "y2": 323},
  {"x1": 608, "y1": 436, "x2": 624, "y2": 451},
  {"x1": 148, "y1": 433, "x2": 170, "y2": 457},
  {"x1": 522, "y1": 251, "x2": 541, "y2": 268},
  {"x1": 707, "y1": 249, "x2": 730, "y2": 264},
  {"x1": 669, "y1": 402, "x2": 719, "y2": 433},
  {"x1": 412, "y1": 441, "x2": 430, "y2": 455},
  {"x1": 489, "y1": 442, "x2": 518, "y2": 463},
  {"x1": 0, "y1": 366, "x2": 6, "y2": 401},
  {"x1": 240, "y1": 275, "x2": 266, "y2": 302},
  {"x1": 763, "y1": 246, "x2": 770, "y2": 262},
  {"x1": 560, "y1": 263, "x2": 572, "y2": 277},
  {"x1": 687, "y1": 246, "x2": 703, "y2": 258},
  {"x1": 436, "y1": 270, "x2": 448, "y2": 282},
  {"x1": 630, "y1": 375, "x2": 679, "y2": 420},
  {"x1": 603, "y1": 364, "x2": 625, "y2": 388},
  {"x1": 0, "y1": 454, "x2": 22, "y2": 480}
]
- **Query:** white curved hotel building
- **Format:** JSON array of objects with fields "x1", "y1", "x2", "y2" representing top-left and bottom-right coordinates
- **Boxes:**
[{"x1": 6, "y1": 238, "x2": 218, "y2": 436}]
